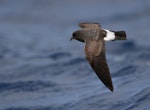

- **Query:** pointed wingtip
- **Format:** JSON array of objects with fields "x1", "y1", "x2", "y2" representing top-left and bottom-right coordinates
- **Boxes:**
[{"x1": 108, "y1": 86, "x2": 114, "y2": 92}]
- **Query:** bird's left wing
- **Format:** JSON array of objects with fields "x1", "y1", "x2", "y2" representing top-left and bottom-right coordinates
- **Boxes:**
[{"x1": 84, "y1": 40, "x2": 114, "y2": 92}]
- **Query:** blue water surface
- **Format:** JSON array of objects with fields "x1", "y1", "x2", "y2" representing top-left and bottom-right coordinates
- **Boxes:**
[{"x1": 0, "y1": 0, "x2": 150, "y2": 110}]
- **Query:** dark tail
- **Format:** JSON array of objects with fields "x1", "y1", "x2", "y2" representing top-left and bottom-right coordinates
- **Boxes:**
[{"x1": 114, "y1": 31, "x2": 127, "y2": 40}]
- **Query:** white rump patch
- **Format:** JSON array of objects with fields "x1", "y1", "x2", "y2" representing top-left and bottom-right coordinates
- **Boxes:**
[{"x1": 104, "y1": 29, "x2": 115, "y2": 41}]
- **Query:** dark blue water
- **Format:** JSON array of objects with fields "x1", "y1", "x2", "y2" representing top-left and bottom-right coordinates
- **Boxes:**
[{"x1": 0, "y1": 0, "x2": 150, "y2": 110}]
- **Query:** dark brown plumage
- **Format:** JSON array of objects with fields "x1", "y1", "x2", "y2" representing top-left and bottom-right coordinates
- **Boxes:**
[{"x1": 70, "y1": 22, "x2": 127, "y2": 92}]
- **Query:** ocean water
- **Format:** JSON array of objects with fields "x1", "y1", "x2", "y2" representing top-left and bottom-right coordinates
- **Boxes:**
[{"x1": 0, "y1": 0, "x2": 150, "y2": 110}]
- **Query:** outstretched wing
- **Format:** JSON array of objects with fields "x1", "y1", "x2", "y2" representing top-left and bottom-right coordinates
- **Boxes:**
[
  {"x1": 79, "y1": 22, "x2": 101, "y2": 29},
  {"x1": 84, "y1": 40, "x2": 114, "y2": 92}
]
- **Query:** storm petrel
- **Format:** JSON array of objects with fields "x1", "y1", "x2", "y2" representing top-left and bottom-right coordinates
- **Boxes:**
[{"x1": 70, "y1": 22, "x2": 127, "y2": 92}]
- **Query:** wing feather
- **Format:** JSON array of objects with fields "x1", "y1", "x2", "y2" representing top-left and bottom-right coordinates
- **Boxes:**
[
  {"x1": 84, "y1": 40, "x2": 114, "y2": 92},
  {"x1": 79, "y1": 22, "x2": 101, "y2": 29}
]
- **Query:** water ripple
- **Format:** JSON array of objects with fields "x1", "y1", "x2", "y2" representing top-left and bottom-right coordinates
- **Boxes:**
[{"x1": 0, "y1": 81, "x2": 56, "y2": 92}]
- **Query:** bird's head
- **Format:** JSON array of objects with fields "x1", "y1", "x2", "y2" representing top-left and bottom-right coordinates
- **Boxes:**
[{"x1": 70, "y1": 30, "x2": 85, "y2": 42}]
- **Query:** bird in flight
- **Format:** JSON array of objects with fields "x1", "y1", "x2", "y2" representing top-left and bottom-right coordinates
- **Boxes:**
[{"x1": 70, "y1": 22, "x2": 126, "y2": 92}]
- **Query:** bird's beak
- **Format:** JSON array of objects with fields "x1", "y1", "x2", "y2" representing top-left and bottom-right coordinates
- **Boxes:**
[{"x1": 70, "y1": 37, "x2": 73, "y2": 41}]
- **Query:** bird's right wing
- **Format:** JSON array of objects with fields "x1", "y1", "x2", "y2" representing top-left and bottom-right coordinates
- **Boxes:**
[
  {"x1": 84, "y1": 40, "x2": 114, "y2": 92},
  {"x1": 79, "y1": 22, "x2": 101, "y2": 29}
]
